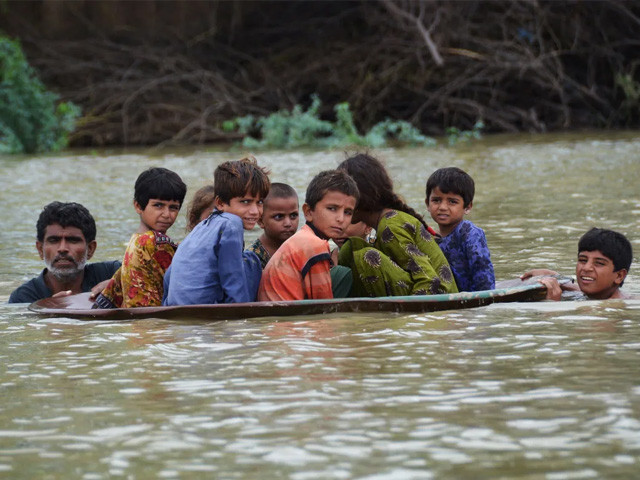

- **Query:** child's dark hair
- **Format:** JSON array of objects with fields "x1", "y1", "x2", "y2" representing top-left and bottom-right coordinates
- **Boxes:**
[
  {"x1": 36, "y1": 201, "x2": 96, "y2": 243},
  {"x1": 578, "y1": 228, "x2": 633, "y2": 276},
  {"x1": 186, "y1": 184, "x2": 216, "y2": 232},
  {"x1": 214, "y1": 155, "x2": 270, "y2": 204},
  {"x1": 134, "y1": 167, "x2": 187, "y2": 209},
  {"x1": 338, "y1": 153, "x2": 429, "y2": 229},
  {"x1": 426, "y1": 167, "x2": 475, "y2": 208},
  {"x1": 266, "y1": 183, "x2": 298, "y2": 205},
  {"x1": 305, "y1": 170, "x2": 359, "y2": 209}
]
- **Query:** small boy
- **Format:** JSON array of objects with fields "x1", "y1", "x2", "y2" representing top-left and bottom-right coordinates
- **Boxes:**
[
  {"x1": 163, "y1": 156, "x2": 270, "y2": 305},
  {"x1": 246, "y1": 182, "x2": 299, "y2": 268},
  {"x1": 258, "y1": 169, "x2": 359, "y2": 301},
  {"x1": 93, "y1": 167, "x2": 186, "y2": 308},
  {"x1": 521, "y1": 228, "x2": 633, "y2": 300},
  {"x1": 426, "y1": 167, "x2": 495, "y2": 291}
]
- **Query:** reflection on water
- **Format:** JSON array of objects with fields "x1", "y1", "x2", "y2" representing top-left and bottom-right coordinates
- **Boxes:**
[{"x1": 1, "y1": 132, "x2": 639, "y2": 477}]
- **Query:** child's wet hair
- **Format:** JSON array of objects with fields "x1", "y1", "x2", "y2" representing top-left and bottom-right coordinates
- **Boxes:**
[
  {"x1": 578, "y1": 228, "x2": 633, "y2": 275},
  {"x1": 213, "y1": 155, "x2": 270, "y2": 204},
  {"x1": 426, "y1": 167, "x2": 475, "y2": 208},
  {"x1": 305, "y1": 170, "x2": 359, "y2": 209},
  {"x1": 134, "y1": 167, "x2": 187, "y2": 209},
  {"x1": 338, "y1": 153, "x2": 429, "y2": 228},
  {"x1": 186, "y1": 184, "x2": 216, "y2": 231}
]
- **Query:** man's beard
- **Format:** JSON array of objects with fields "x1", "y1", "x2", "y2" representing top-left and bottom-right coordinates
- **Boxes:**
[{"x1": 45, "y1": 252, "x2": 88, "y2": 282}]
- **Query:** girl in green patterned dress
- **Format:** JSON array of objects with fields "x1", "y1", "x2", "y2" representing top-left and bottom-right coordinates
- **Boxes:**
[{"x1": 337, "y1": 153, "x2": 458, "y2": 297}]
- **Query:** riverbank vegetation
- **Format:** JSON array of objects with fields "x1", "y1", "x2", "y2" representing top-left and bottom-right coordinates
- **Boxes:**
[
  {"x1": 1, "y1": 1, "x2": 639, "y2": 148},
  {"x1": 0, "y1": 37, "x2": 80, "y2": 153}
]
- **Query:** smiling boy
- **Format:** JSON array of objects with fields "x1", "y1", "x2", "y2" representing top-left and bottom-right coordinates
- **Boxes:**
[
  {"x1": 93, "y1": 167, "x2": 187, "y2": 308},
  {"x1": 163, "y1": 156, "x2": 270, "y2": 305},
  {"x1": 258, "y1": 170, "x2": 359, "y2": 301},
  {"x1": 426, "y1": 167, "x2": 495, "y2": 291},
  {"x1": 522, "y1": 228, "x2": 633, "y2": 300},
  {"x1": 246, "y1": 182, "x2": 300, "y2": 268}
]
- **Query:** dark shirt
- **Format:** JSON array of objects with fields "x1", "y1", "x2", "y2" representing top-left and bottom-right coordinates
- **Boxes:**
[{"x1": 8, "y1": 261, "x2": 121, "y2": 304}]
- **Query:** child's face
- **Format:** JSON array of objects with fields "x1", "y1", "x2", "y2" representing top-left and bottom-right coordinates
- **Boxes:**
[
  {"x1": 135, "y1": 198, "x2": 181, "y2": 233},
  {"x1": 334, "y1": 221, "x2": 371, "y2": 248},
  {"x1": 575, "y1": 249, "x2": 627, "y2": 299},
  {"x1": 259, "y1": 196, "x2": 299, "y2": 243},
  {"x1": 303, "y1": 191, "x2": 356, "y2": 239},
  {"x1": 426, "y1": 187, "x2": 469, "y2": 235},
  {"x1": 215, "y1": 193, "x2": 263, "y2": 230}
]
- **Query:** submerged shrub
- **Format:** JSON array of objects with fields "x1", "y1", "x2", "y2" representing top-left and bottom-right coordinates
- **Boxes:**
[
  {"x1": 222, "y1": 95, "x2": 446, "y2": 149},
  {"x1": 0, "y1": 36, "x2": 80, "y2": 154}
]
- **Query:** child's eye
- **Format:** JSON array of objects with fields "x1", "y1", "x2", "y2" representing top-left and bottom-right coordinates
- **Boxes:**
[
  {"x1": 345, "y1": 210, "x2": 353, "y2": 216},
  {"x1": 258, "y1": 200, "x2": 264, "y2": 205},
  {"x1": 290, "y1": 213, "x2": 299, "y2": 219},
  {"x1": 273, "y1": 214, "x2": 284, "y2": 220}
]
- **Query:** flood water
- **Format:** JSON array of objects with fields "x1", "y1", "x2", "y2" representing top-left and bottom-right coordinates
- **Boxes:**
[{"x1": 1, "y1": 132, "x2": 639, "y2": 478}]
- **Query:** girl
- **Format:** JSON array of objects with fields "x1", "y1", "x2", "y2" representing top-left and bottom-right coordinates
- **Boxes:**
[
  {"x1": 185, "y1": 184, "x2": 216, "y2": 232},
  {"x1": 337, "y1": 153, "x2": 458, "y2": 296}
]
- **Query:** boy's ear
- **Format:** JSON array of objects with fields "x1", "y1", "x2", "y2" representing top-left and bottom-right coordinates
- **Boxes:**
[
  {"x1": 214, "y1": 196, "x2": 227, "y2": 212},
  {"x1": 302, "y1": 203, "x2": 313, "y2": 222},
  {"x1": 614, "y1": 268, "x2": 627, "y2": 286},
  {"x1": 133, "y1": 200, "x2": 144, "y2": 214},
  {"x1": 464, "y1": 201, "x2": 473, "y2": 214}
]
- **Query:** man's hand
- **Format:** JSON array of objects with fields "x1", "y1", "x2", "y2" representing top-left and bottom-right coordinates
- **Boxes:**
[{"x1": 89, "y1": 279, "x2": 110, "y2": 300}]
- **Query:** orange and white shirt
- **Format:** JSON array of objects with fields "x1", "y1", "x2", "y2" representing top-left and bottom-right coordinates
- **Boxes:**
[{"x1": 258, "y1": 224, "x2": 333, "y2": 301}]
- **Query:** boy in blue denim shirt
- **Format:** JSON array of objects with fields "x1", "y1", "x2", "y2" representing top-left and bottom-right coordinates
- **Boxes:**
[{"x1": 163, "y1": 156, "x2": 270, "y2": 305}]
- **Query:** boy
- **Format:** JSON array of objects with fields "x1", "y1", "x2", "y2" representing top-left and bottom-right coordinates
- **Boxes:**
[
  {"x1": 246, "y1": 182, "x2": 299, "y2": 268},
  {"x1": 93, "y1": 167, "x2": 186, "y2": 308},
  {"x1": 163, "y1": 156, "x2": 270, "y2": 305},
  {"x1": 426, "y1": 167, "x2": 495, "y2": 291},
  {"x1": 521, "y1": 228, "x2": 633, "y2": 300},
  {"x1": 258, "y1": 169, "x2": 359, "y2": 301}
]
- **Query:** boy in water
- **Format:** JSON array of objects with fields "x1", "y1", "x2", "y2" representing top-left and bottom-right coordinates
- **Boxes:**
[
  {"x1": 521, "y1": 227, "x2": 633, "y2": 300},
  {"x1": 426, "y1": 167, "x2": 495, "y2": 291},
  {"x1": 94, "y1": 167, "x2": 186, "y2": 308},
  {"x1": 258, "y1": 169, "x2": 358, "y2": 301},
  {"x1": 246, "y1": 182, "x2": 299, "y2": 268},
  {"x1": 163, "y1": 156, "x2": 270, "y2": 305}
]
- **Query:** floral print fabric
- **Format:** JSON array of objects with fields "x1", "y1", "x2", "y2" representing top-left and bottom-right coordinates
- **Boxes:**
[
  {"x1": 94, "y1": 231, "x2": 176, "y2": 308},
  {"x1": 437, "y1": 220, "x2": 495, "y2": 291},
  {"x1": 338, "y1": 210, "x2": 458, "y2": 297}
]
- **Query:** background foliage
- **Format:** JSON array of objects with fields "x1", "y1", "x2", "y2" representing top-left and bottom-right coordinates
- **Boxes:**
[
  {"x1": 0, "y1": 36, "x2": 80, "y2": 153},
  {"x1": 1, "y1": 0, "x2": 639, "y2": 147}
]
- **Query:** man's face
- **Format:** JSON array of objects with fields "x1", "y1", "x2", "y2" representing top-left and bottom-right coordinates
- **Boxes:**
[{"x1": 36, "y1": 224, "x2": 96, "y2": 281}]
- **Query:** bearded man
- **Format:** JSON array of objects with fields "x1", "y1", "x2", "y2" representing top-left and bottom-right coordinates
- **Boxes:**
[{"x1": 8, "y1": 202, "x2": 120, "y2": 303}]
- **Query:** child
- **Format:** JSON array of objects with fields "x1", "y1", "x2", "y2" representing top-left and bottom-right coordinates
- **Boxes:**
[
  {"x1": 521, "y1": 228, "x2": 633, "y2": 300},
  {"x1": 246, "y1": 182, "x2": 299, "y2": 268},
  {"x1": 185, "y1": 184, "x2": 216, "y2": 232},
  {"x1": 426, "y1": 167, "x2": 495, "y2": 291},
  {"x1": 337, "y1": 153, "x2": 458, "y2": 297},
  {"x1": 93, "y1": 167, "x2": 186, "y2": 308},
  {"x1": 258, "y1": 169, "x2": 359, "y2": 301},
  {"x1": 163, "y1": 156, "x2": 270, "y2": 305},
  {"x1": 331, "y1": 221, "x2": 373, "y2": 265}
]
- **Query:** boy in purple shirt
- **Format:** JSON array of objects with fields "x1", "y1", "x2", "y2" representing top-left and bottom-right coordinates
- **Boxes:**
[
  {"x1": 426, "y1": 167, "x2": 495, "y2": 291},
  {"x1": 163, "y1": 156, "x2": 270, "y2": 305}
]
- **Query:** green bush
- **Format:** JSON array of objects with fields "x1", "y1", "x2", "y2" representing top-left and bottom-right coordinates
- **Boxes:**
[
  {"x1": 222, "y1": 95, "x2": 445, "y2": 149},
  {"x1": 0, "y1": 36, "x2": 80, "y2": 154}
]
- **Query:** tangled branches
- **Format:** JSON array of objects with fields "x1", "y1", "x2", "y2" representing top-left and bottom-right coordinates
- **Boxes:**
[{"x1": 5, "y1": 0, "x2": 640, "y2": 147}]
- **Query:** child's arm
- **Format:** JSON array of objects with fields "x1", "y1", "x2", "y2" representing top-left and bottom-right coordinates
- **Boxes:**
[
  {"x1": 463, "y1": 226, "x2": 495, "y2": 291},
  {"x1": 217, "y1": 221, "x2": 258, "y2": 303}
]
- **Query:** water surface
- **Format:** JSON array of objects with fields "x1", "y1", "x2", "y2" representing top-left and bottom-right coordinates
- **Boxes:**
[{"x1": 1, "y1": 132, "x2": 639, "y2": 478}]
